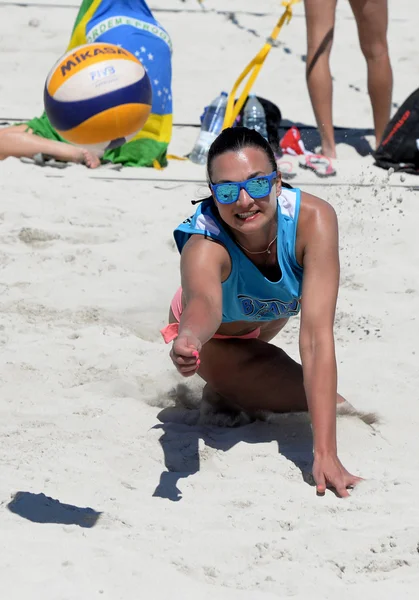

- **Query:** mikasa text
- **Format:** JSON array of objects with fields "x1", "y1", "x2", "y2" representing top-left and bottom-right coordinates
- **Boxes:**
[{"x1": 60, "y1": 47, "x2": 129, "y2": 77}]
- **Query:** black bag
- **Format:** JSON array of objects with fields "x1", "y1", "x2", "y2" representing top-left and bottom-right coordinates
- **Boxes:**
[
  {"x1": 236, "y1": 96, "x2": 282, "y2": 154},
  {"x1": 374, "y1": 88, "x2": 419, "y2": 174}
]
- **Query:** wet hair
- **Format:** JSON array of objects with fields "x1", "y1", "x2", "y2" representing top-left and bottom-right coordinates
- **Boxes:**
[{"x1": 207, "y1": 127, "x2": 278, "y2": 182}]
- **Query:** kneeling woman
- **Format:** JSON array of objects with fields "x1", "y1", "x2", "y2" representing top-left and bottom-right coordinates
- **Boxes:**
[{"x1": 162, "y1": 127, "x2": 361, "y2": 497}]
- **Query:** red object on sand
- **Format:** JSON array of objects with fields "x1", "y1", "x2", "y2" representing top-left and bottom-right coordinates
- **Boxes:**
[{"x1": 280, "y1": 126, "x2": 305, "y2": 155}]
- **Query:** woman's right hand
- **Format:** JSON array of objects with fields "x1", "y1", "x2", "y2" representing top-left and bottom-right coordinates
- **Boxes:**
[{"x1": 170, "y1": 333, "x2": 202, "y2": 377}]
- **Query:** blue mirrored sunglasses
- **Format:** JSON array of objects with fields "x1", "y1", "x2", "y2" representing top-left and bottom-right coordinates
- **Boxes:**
[{"x1": 210, "y1": 172, "x2": 277, "y2": 204}]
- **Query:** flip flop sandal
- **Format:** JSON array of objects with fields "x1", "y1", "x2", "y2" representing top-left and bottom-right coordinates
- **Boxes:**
[
  {"x1": 99, "y1": 161, "x2": 123, "y2": 171},
  {"x1": 276, "y1": 158, "x2": 297, "y2": 180},
  {"x1": 299, "y1": 154, "x2": 336, "y2": 178},
  {"x1": 20, "y1": 153, "x2": 68, "y2": 169},
  {"x1": 20, "y1": 153, "x2": 116, "y2": 170}
]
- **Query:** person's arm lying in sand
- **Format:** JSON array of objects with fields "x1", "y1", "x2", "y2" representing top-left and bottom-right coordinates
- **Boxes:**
[
  {"x1": 0, "y1": 124, "x2": 101, "y2": 168},
  {"x1": 165, "y1": 127, "x2": 362, "y2": 498}
]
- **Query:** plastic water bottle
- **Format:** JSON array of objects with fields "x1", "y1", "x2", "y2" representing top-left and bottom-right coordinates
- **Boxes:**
[
  {"x1": 189, "y1": 91, "x2": 228, "y2": 165},
  {"x1": 243, "y1": 94, "x2": 268, "y2": 141}
]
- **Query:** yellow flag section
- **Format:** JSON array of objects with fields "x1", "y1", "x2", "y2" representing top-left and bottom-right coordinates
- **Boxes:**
[
  {"x1": 223, "y1": 0, "x2": 301, "y2": 130},
  {"x1": 66, "y1": 0, "x2": 173, "y2": 168}
]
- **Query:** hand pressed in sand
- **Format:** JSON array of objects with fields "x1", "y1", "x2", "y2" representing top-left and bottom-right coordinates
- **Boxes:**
[{"x1": 313, "y1": 453, "x2": 363, "y2": 498}]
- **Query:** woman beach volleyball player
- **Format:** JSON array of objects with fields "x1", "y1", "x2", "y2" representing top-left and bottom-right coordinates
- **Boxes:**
[{"x1": 161, "y1": 127, "x2": 361, "y2": 497}]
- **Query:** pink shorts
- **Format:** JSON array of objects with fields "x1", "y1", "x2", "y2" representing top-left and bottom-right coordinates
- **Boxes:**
[{"x1": 160, "y1": 287, "x2": 261, "y2": 344}]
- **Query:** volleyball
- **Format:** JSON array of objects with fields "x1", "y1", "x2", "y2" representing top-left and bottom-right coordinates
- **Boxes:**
[{"x1": 44, "y1": 42, "x2": 152, "y2": 151}]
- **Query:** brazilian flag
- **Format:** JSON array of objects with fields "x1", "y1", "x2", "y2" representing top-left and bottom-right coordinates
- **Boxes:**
[{"x1": 27, "y1": 0, "x2": 173, "y2": 167}]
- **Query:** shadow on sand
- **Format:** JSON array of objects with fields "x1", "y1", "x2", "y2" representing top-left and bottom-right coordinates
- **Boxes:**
[
  {"x1": 152, "y1": 385, "x2": 315, "y2": 502},
  {"x1": 279, "y1": 121, "x2": 375, "y2": 157},
  {"x1": 7, "y1": 491, "x2": 102, "y2": 528}
]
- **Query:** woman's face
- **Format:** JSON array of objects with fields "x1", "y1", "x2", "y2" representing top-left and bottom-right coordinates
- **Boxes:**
[{"x1": 209, "y1": 146, "x2": 279, "y2": 234}]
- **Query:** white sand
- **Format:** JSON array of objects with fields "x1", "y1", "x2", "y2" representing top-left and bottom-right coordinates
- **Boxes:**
[{"x1": 1, "y1": 1, "x2": 419, "y2": 598}]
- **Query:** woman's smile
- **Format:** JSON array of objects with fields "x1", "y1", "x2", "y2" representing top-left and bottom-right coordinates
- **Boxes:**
[{"x1": 235, "y1": 209, "x2": 261, "y2": 222}]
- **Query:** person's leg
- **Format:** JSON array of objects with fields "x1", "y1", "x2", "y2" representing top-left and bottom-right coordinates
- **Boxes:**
[
  {"x1": 0, "y1": 125, "x2": 101, "y2": 168},
  {"x1": 196, "y1": 324, "x2": 344, "y2": 415},
  {"x1": 348, "y1": 0, "x2": 393, "y2": 147},
  {"x1": 304, "y1": 0, "x2": 338, "y2": 158}
]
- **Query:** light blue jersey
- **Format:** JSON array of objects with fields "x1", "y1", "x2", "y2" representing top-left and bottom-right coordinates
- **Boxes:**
[{"x1": 174, "y1": 187, "x2": 304, "y2": 323}]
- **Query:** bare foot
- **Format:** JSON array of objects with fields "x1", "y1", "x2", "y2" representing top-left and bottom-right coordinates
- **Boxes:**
[
  {"x1": 67, "y1": 146, "x2": 101, "y2": 168},
  {"x1": 321, "y1": 144, "x2": 337, "y2": 159},
  {"x1": 78, "y1": 148, "x2": 101, "y2": 169},
  {"x1": 337, "y1": 393, "x2": 346, "y2": 405}
]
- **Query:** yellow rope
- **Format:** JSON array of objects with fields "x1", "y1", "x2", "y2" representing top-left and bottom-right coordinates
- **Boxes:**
[
  {"x1": 166, "y1": 154, "x2": 188, "y2": 162},
  {"x1": 222, "y1": 0, "x2": 301, "y2": 130},
  {"x1": 164, "y1": 0, "x2": 300, "y2": 169}
]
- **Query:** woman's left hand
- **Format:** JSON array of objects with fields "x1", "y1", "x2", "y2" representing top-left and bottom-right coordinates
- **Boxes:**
[{"x1": 312, "y1": 453, "x2": 363, "y2": 498}]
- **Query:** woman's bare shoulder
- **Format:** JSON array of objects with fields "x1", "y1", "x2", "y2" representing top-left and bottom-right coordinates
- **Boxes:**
[
  {"x1": 296, "y1": 191, "x2": 338, "y2": 259},
  {"x1": 181, "y1": 234, "x2": 232, "y2": 279},
  {"x1": 298, "y1": 190, "x2": 337, "y2": 232},
  {"x1": 182, "y1": 233, "x2": 229, "y2": 255}
]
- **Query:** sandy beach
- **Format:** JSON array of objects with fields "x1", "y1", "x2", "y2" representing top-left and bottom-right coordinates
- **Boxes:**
[{"x1": 1, "y1": 0, "x2": 419, "y2": 598}]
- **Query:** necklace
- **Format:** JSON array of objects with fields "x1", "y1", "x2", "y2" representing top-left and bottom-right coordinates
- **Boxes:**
[{"x1": 236, "y1": 235, "x2": 277, "y2": 255}]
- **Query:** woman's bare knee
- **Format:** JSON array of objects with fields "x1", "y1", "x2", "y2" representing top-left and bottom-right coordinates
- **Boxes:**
[{"x1": 359, "y1": 39, "x2": 389, "y2": 61}]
